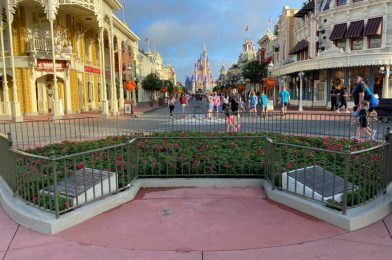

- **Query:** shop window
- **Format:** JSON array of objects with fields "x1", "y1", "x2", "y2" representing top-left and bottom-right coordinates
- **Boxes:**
[
  {"x1": 335, "y1": 39, "x2": 346, "y2": 50},
  {"x1": 369, "y1": 35, "x2": 382, "y2": 49},
  {"x1": 336, "y1": 0, "x2": 347, "y2": 6},
  {"x1": 351, "y1": 37, "x2": 363, "y2": 50}
]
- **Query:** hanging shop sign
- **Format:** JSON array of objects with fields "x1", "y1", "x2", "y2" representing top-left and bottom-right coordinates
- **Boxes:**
[
  {"x1": 84, "y1": 66, "x2": 101, "y2": 75},
  {"x1": 36, "y1": 59, "x2": 67, "y2": 72}
]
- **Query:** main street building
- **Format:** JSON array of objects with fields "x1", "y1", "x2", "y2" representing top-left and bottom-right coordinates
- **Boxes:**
[
  {"x1": 272, "y1": 0, "x2": 392, "y2": 109},
  {"x1": 0, "y1": 0, "x2": 139, "y2": 121}
]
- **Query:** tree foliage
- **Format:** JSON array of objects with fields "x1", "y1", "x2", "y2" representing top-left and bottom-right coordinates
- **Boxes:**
[
  {"x1": 242, "y1": 61, "x2": 268, "y2": 85},
  {"x1": 162, "y1": 79, "x2": 175, "y2": 94},
  {"x1": 142, "y1": 73, "x2": 162, "y2": 91}
]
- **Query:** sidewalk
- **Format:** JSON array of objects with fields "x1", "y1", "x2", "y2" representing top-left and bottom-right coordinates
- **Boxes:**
[{"x1": 0, "y1": 187, "x2": 391, "y2": 259}]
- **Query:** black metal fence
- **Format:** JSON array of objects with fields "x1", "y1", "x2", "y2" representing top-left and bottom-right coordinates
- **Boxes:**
[
  {"x1": 2, "y1": 132, "x2": 391, "y2": 218},
  {"x1": 1, "y1": 112, "x2": 391, "y2": 150}
]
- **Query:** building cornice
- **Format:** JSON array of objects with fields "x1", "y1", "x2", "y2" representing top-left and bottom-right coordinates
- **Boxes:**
[
  {"x1": 272, "y1": 50, "x2": 392, "y2": 76},
  {"x1": 113, "y1": 15, "x2": 140, "y2": 42},
  {"x1": 105, "y1": 0, "x2": 122, "y2": 11}
]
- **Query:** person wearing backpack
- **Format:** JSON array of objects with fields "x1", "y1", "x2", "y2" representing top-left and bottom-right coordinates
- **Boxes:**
[{"x1": 352, "y1": 76, "x2": 379, "y2": 115}]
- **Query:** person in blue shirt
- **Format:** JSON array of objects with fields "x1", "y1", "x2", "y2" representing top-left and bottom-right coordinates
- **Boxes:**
[
  {"x1": 279, "y1": 87, "x2": 290, "y2": 116},
  {"x1": 259, "y1": 91, "x2": 269, "y2": 118},
  {"x1": 248, "y1": 91, "x2": 258, "y2": 117}
]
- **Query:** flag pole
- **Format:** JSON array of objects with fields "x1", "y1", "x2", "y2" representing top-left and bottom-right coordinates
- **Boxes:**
[{"x1": 122, "y1": 1, "x2": 125, "y2": 23}]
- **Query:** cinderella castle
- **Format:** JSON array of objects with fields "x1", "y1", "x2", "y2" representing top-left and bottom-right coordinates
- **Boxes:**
[{"x1": 185, "y1": 46, "x2": 214, "y2": 93}]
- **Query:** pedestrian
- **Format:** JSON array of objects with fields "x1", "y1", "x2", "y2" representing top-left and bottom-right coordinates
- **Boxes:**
[
  {"x1": 249, "y1": 91, "x2": 258, "y2": 117},
  {"x1": 349, "y1": 76, "x2": 380, "y2": 126},
  {"x1": 330, "y1": 85, "x2": 338, "y2": 111},
  {"x1": 279, "y1": 87, "x2": 290, "y2": 116},
  {"x1": 259, "y1": 91, "x2": 269, "y2": 118},
  {"x1": 338, "y1": 86, "x2": 349, "y2": 113},
  {"x1": 224, "y1": 101, "x2": 234, "y2": 132},
  {"x1": 354, "y1": 100, "x2": 377, "y2": 142},
  {"x1": 179, "y1": 93, "x2": 188, "y2": 116},
  {"x1": 229, "y1": 89, "x2": 241, "y2": 132},
  {"x1": 207, "y1": 92, "x2": 214, "y2": 119},
  {"x1": 168, "y1": 94, "x2": 176, "y2": 116},
  {"x1": 212, "y1": 92, "x2": 221, "y2": 118}
]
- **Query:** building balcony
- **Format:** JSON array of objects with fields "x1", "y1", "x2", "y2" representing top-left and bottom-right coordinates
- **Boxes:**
[{"x1": 27, "y1": 38, "x2": 73, "y2": 60}]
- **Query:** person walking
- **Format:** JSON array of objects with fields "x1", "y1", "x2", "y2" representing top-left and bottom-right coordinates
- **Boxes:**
[
  {"x1": 279, "y1": 87, "x2": 290, "y2": 116},
  {"x1": 207, "y1": 92, "x2": 214, "y2": 119},
  {"x1": 338, "y1": 87, "x2": 349, "y2": 113},
  {"x1": 179, "y1": 93, "x2": 188, "y2": 117},
  {"x1": 248, "y1": 91, "x2": 258, "y2": 117},
  {"x1": 330, "y1": 85, "x2": 338, "y2": 111},
  {"x1": 224, "y1": 101, "x2": 234, "y2": 132},
  {"x1": 229, "y1": 89, "x2": 241, "y2": 132},
  {"x1": 259, "y1": 91, "x2": 269, "y2": 118},
  {"x1": 212, "y1": 92, "x2": 221, "y2": 118},
  {"x1": 354, "y1": 100, "x2": 377, "y2": 142},
  {"x1": 168, "y1": 94, "x2": 176, "y2": 116}
]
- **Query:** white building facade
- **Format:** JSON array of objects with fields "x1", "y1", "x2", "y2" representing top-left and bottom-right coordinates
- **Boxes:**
[{"x1": 272, "y1": 0, "x2": 392, "y2": 109}]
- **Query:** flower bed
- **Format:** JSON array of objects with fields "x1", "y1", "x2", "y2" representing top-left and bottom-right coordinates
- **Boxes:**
[{"x1": 14, "y1": 132, "x2": 382, "y2": 214}]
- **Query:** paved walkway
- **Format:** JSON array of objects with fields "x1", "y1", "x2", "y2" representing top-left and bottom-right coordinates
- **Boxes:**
[{"x1": 1, "y1": 187, "x2": 391, "y2": 259}]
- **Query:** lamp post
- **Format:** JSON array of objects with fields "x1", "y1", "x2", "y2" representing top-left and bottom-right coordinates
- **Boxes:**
[
  {"x1": 380, "y1": 66, "x2": 390, "y2": 98},
  {"x1": 298, "y1": 71, "x2": 305, "y2": 111},
  {"x1": 267, "y1": 62, "x2": 274, "y2": 100}
]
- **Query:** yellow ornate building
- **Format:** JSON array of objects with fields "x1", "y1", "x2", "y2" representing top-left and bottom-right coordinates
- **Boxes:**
[
  {"x1": 187, "y1": 46, "x2": 214, "y2": 93},
  {"x1": 0, "y1": 0, "x2": 139, "y2": 121}
]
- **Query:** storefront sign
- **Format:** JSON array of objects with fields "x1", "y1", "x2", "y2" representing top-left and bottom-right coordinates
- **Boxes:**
[
  {"x1": 84, "y1": 66, "x2": 101, "y2": 75},
  {"x1": 36, "y1": 59, "x2": 67, "y2": 72}
]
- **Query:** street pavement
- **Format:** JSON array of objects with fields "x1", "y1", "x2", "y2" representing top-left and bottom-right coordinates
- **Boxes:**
[
  {"x1": 1, "y1": 101, "x2": 391, "y2": 149},
  {"x1": 0, "y1": 187, "x2": 391, "y2": 260}
]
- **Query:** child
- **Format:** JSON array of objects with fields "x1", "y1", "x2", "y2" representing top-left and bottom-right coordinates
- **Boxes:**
[
  {"x1": 355, "y1": 100, "x2": 377, "y2": 142},
  {"x1": 224, "y1": 101, "x2": 234, "y2": 132},
  {"x1": 259, "y1": 92, "x2": 269, "y2": 118}
]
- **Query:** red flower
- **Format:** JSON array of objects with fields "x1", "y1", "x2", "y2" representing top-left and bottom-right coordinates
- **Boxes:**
[
  {"x1": 34, "y1": 159, "x2": 41, "y2": 165},
  {"x1": 76, "y1": 162, "x2": 84, "y2": 170},
  {"x1": 288, "y1": 161, "x2": 294, "y2": 168}
]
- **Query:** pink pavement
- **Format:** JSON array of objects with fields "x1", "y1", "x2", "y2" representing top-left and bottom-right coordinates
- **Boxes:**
[{"x1": 0, "y1": 187, "x2": 391, "y2": 260}]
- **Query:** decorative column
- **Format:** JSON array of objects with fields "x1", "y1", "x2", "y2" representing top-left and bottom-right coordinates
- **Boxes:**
[
  {"x1": 7, "y1": 13, "x2": 22, "y2": 121},
  {"x1": 118, "y1": 43, "x2": 124, "y2": 109},
  {"x1": 298, "y1": 72, "x2": 304, "y2": 111},
  {"x1": 29, "y1": 68, "x2": 37, "y2": 115},
  {"x1": 109, "y1": 34, "x2": 118, "y2": 114},
  {"x1": 64, "y1": 69, "x2": 72, "y2": 114},
  {"x1": 0, "y1": 19, "x2": 10, "y2": 119},
  {"x1": 383, "y1": 66, "x2": 390, "y2": 99},
  {"x1": 99, "y1": 27, "x2": 109, "y2": 116},
  {"x1": 49, "y1": 19, "x2": 62, "y2": 119}
]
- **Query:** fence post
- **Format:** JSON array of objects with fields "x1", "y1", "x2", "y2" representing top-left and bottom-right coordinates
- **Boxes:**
[
  {"x1": 342, "y1": 155, "x2": 350, "y2": 215},
  {"x1": 7, "y1": 132, "x2": 13, "y2": 147},
  {"x1": 384, "y1": 128, "x2": 392, "y2": 187},
  {"x1": 51, "y1": 157, "x2": 60, "y2": 218}
]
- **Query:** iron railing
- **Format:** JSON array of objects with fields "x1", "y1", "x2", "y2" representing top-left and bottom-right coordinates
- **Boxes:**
[
  {"x1": 267, "y1": 139, "x2": 389, "y2": 214},
  {"x1": 1, "y1": 112, "x2": 391, "y2": 150},
  {"x1": 3, "y1": 132, "x2": 391, "y2": 218}
]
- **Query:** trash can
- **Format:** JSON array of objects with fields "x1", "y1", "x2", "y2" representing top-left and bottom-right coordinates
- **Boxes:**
[{"x1": 158, "y1": 97, "x2": 164, "y2": 106}]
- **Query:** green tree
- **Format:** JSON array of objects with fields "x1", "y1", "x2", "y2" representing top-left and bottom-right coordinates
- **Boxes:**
[
  {"x1": 162, "y1": 79, "x2": 175, "y2": 94},
  {"x1": 142, "y1": 73, "x2": 162, "y2": 92},
  {"x1": 242, "y1": 61, "x2": 268, "y2": 89}
]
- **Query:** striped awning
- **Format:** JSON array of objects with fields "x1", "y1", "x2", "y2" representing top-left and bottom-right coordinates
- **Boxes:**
[
  {"x1": 329, "y1": 23, "x2": 347, "y2": 41},
  {"x1": 364, "y1": 17, "x2": 383, "y2": 36},
  {"x1": 289, "y1": 40, "x2": 308, "y2": 55},
  {"x1": 294, "y1": 0, "x2": 315, "y2": 18},
  {"x1": 346, "y1": 20, "x2": 364, "y2": 38}
]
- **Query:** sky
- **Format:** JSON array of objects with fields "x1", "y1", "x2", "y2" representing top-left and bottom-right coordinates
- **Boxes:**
[{"x1": 120, "y1": 0, "x2": 304, "y2": 84}]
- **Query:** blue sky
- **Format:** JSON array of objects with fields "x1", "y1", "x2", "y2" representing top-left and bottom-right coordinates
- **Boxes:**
[{"x1": 120, "y1": 0, "x2": 304, "y2": 83}]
